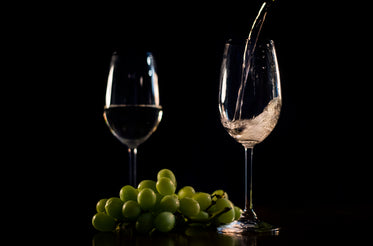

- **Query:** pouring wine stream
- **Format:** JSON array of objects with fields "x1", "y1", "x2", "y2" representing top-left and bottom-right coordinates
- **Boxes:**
[{"x1": 233, "y1": 1, "x2": 274, "y2": 121}]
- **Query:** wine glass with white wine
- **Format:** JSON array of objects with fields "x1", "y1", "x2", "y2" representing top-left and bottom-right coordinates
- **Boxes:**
[
  {"x1": 104, "y1": 51, "x2": 162, "y2": 187},
  {"x1": 218, "y1": 39, "x2": 281, "y2": 234}
]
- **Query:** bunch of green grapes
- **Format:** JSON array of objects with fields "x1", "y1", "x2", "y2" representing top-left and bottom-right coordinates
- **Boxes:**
[{"x1": 92, "y1": 169, "x2": 242, "y2": 234}]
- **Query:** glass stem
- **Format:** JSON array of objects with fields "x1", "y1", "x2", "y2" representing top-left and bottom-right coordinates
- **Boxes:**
[
  {"x1": 128, "y1": 147, "x2": 137, "y2": 187},
  {"x1": 242, "y1": 147, "x2": 258, "y2": 221}
]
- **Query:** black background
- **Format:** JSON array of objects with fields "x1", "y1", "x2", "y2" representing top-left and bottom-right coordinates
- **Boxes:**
[
  {"x1": 12, "y1": 0, "x2": 372, "y2": 237},
  {"x1": 69, "y1": 1, "x2": 372, "y2": 212}
]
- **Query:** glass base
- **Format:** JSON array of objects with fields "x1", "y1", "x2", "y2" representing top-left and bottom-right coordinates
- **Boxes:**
[{"x1": 217, "y1": 219, "x2": 280, "y2": 235}]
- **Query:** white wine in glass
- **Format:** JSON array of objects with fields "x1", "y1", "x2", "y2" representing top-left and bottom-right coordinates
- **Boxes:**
[
  {"x1": 218, "y1": 39, "x2": 281, "y2": 234},
  {"x1": 104, "y1": 51, "x2": 162, "y2": 187}
]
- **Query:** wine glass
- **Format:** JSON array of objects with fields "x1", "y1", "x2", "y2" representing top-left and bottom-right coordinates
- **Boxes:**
[
  {"x1": 104, "y1": 51, "x2": 162, "y2": 187},
  {"x1": 218, "y1": 39, "x2": 281, "y2": 233}
]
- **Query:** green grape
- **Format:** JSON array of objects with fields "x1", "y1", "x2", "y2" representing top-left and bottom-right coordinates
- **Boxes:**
[
  {"x1": 92, "y1": 168, "x2": 243, "y2": 233},
  {"x1": 214, "y1": 198, "x2": 235, "y2": 224},
  {"x1": 193, "y1": 192, "x2": 212, "y2": 211},
  {"x1": 92, "y1": 212, "x2": 117, "y2": 232},
  {"x1": 190, "y1": 211, "x2": 209, "y2": 221},
  {"x1": 137, "y1": 188, "x2": 156, "y2": 210},
  {"x1": 211, "y1": 189, "x2": 229, "y2": 201},
  {"x1": 122, "y1": 200, "x2": 141, "y2": 221},
  {"x1": 179, "y1": 197, "x2": 200, "y2": 217},
  {"x1": 105, "y1": 197, "x2": 124, "y2": 220},
  {"x1": 154, "y1": 192, "x2": 164, "y2": 210},
  {"x1": 154, "y1": 211, "x2": 175, "y2": 232},
  {"x1": 96, "y1": 198, "x2": 107, "y2": 213},
  {"x1": 137, "y1": 180, "x2": 157, "y2": 193},
  {"x1": 119, "y1": 185, "x2": 138, "y2": 202},
  {"x1": 156, "y1": 177, "x2": 176, "y2": 196},
  {"x1": 136, "y1": 212, "x2": 154, "y2": 234},
  {"x1": 157, "y1": 169, "x2": 177, "y2": 188},
  {"x1": 234, "y1": 206, "x2": 242, "y2": 220},
  {"x1": 177, "y1": 186, "x2": 195, "y2": 199},
  {"x1": 159, "y1": 194, "x2": 179, "y2": 213}
]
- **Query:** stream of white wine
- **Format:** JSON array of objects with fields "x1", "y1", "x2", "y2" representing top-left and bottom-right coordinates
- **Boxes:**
[{"x1": 233, "y1": 1, "x2": 275, "y2": 121}]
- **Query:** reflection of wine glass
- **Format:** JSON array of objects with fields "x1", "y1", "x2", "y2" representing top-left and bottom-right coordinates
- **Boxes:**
[
  {"x1": 218, "y1": 39, "x2": 281, "y2": 233},
  {"x1": 104, "y1": 51, "x2": 162, "y2": 187}
]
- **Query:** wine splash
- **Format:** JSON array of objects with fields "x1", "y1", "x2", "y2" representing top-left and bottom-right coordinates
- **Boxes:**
[
  {"x1": 223, "y1": 97, "x2": 281, "y2": 148},
  {"x1": 233, "y1": 0, "x2": 275, "y2": 121}
]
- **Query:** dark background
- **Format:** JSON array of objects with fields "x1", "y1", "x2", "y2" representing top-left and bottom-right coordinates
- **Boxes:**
[
  {"x1": 68, "y1": 1, "x2": 372, "y2": 213},
  {"x1": 14, "y1": 0, "x2": 371, "y2": 237}
]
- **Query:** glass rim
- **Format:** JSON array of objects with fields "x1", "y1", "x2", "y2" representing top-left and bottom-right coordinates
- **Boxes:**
[{"x1": 225, "y1": 38, "x2": 275, "y2": 46}]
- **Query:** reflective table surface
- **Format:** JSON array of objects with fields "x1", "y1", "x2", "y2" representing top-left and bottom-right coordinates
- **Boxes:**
[{"x1": 88, "y1": 204, "x2": 372, "y2": 246}]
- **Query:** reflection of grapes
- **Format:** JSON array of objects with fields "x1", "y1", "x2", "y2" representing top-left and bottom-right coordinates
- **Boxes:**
[{"x1": 91, "y1": 169, "x2": 242, "y2": 233}]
